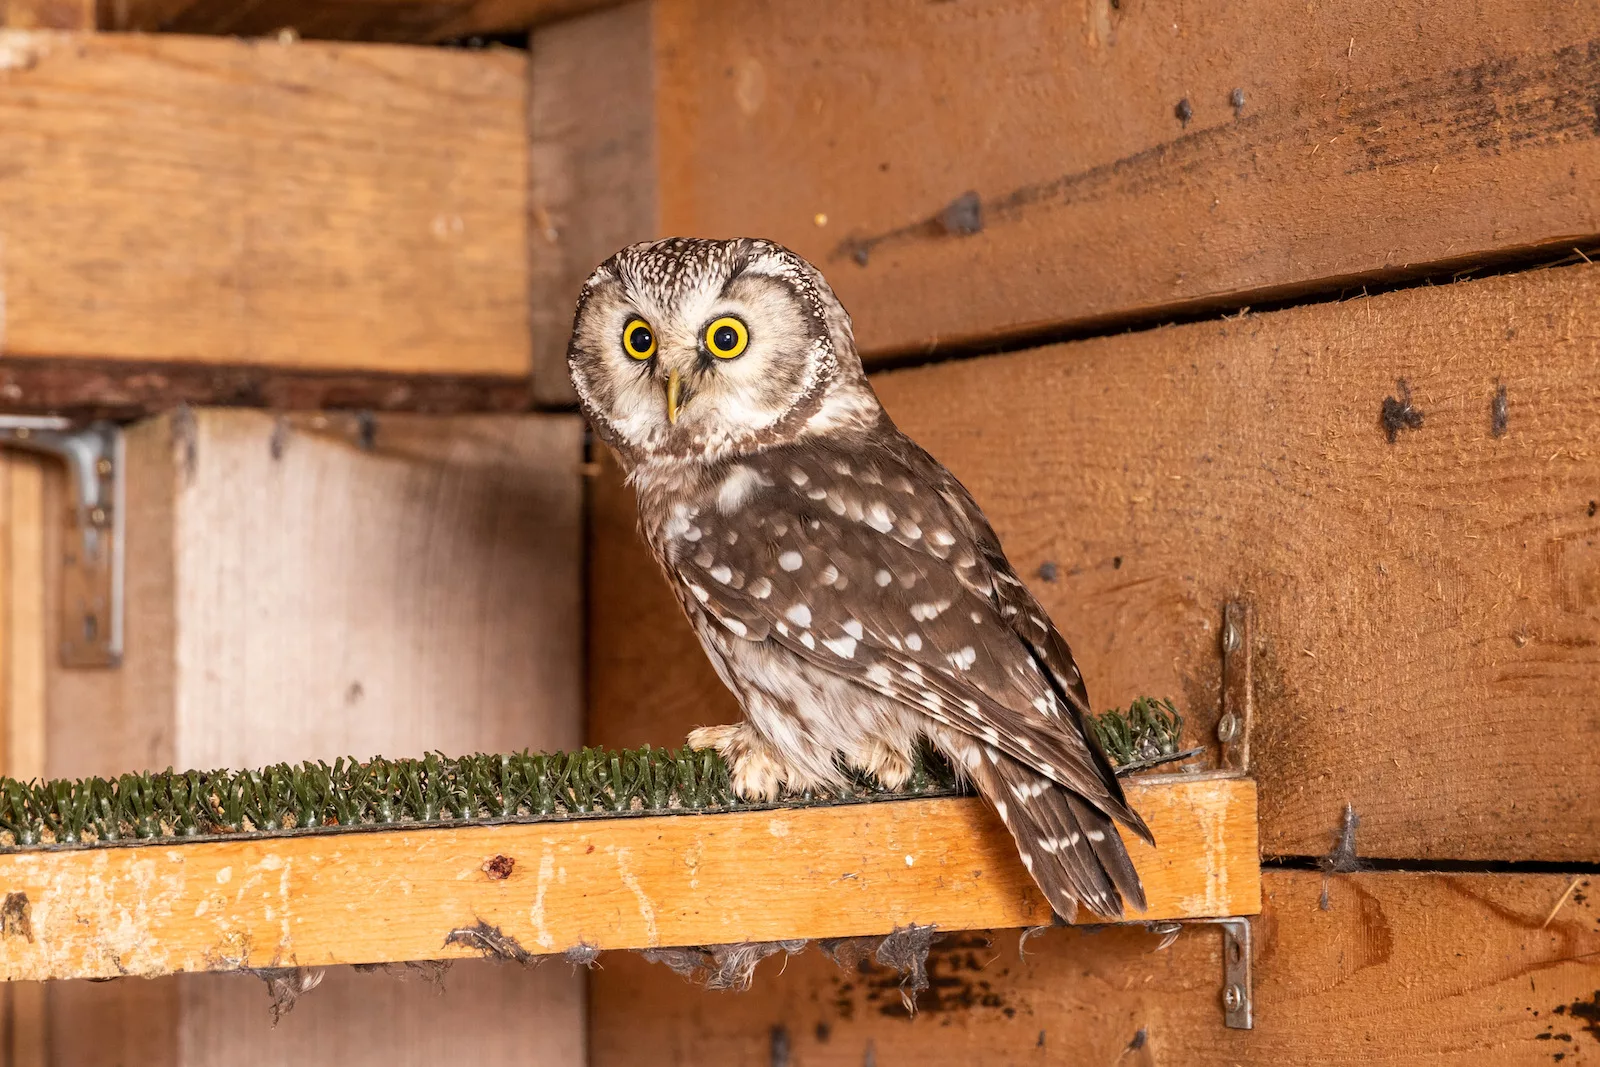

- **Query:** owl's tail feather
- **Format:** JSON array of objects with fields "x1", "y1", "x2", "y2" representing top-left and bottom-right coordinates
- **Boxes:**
[{"x1": 969, "y1": 748, "x2": 1147, "y2": 922}]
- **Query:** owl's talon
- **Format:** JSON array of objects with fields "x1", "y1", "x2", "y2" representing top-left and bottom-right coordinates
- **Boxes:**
[
  {"x1": 686, "y1": 722, "x2": 786, "y2": 801},
  {"x1": 860, "y1": 741, "x2": 914, "y2": 791},
  {"x1": 686, "y1": 724, "x2": 740, "y2": 753}
]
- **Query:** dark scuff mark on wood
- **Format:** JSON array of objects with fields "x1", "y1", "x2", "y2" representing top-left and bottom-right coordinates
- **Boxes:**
[
  {"x1": 770, "y1": 1023, "x2": 792, "y2": 1067},
  {"x1": 1381, "y1": 380, "x2": 1425, "y2": 442},
  {"x1": 481, "y1": 854, "x2": 515, "y2": 880},
  {"x1": 1, "y1": 892, "x2": 32, "y2": 942},
  {"x1": 1174, "y1": 98, "x2": 1193, "y2": 125},
  {"x1": 1492, "y1": 383, "x2": 1509, "y2": 437},
  {"x1": 1563, "y1": 991, "x2": 1600, "y2": 1043}
]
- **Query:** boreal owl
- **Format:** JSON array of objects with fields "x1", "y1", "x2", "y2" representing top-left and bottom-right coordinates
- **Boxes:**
[{"x1": 567, "y1": 237, "x2": 1150, "y2": 920}]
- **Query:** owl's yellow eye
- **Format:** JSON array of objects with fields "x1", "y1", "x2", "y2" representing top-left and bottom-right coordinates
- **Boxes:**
[
  {"x1": 704, "y1": 316, "x2": 749, "y2": 359},
  {"x1": 622, "y1": 318, "x2": 657, "y2": 361}
]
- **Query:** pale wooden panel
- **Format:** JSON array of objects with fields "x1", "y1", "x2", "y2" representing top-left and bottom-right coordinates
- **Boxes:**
[
  {"x1": 638, "y1": 0, "x2": 1600, "y2": 357},
  {"x1": 592, "y1": 870, "x2": 1600, "y2": 1066},
  {"x1": 0, "y1": 32, "x2": 529, "y2": 376},
  {"x1": 100, "y1": 0, "x2": 612, "y2": 41},
  {"x1": 37, "y1": 411, "x2": 585, "y2": 1065},
  {"x1": 0, "y1": 778, "x2": 1257, "y2": 981},
  {"x1": 588, "y1": 263, "x2": 1600, "y2": 862}
]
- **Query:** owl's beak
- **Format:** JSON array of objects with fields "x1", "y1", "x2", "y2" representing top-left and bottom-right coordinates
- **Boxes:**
[{"x1": 665, "y1": 368, "x2": 683, "y2": 425}]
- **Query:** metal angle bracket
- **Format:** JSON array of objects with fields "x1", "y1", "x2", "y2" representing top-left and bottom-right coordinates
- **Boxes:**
[
  {"x1": 0, "y1": 417, "x2": 124, "y2": 668},
  {"x1": 1216, "y1": 600, "x2": 1254, "y2": 773},
  {"x1": 1183, "y1": 916, "x2": 1254, "y2": 1029}
]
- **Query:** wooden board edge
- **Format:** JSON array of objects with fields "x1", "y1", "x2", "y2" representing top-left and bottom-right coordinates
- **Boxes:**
[{"x1": 0, "y1": 778, "x2": 1256, "y2": 980}]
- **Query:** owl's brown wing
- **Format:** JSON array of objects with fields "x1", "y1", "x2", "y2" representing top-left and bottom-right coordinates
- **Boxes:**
[{"x1": 667, "y1": 441, "x2": 1146, "y2": 838}]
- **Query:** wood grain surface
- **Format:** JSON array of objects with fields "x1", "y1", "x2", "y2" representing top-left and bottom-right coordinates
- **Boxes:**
[
  {"x1": 591, "y1": 870, "x2": 1600, "y2": 1067},
  {"x1": 0, "y1": 31, "x2": 530, "y2": 376},
  {"x1": 0, "y1": 778, "x2": 1257, "y2": 981},
  {"x1": 589, "y1": 263, "x2": 1600, "y2": 863},
  {"x1": 633, "y1": 0, "x2": 1600, "y2": 358},
  {"x1": 98, "y1": 0, "x2": 613, "y2": 41}
]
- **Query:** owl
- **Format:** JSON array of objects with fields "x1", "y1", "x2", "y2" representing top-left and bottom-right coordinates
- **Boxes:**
[{"x1": 568, "y1": 237, "x2": 1151, "y2": 920}]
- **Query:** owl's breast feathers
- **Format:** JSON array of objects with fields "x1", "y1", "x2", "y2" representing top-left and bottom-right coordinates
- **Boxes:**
[{"x1": 636, "y1": 430, "x2": 1152, "y2": 917}]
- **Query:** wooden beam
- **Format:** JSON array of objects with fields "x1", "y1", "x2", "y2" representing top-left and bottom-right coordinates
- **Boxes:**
[
  {"x1": 0, "y1": 778, "x2": 1257, "y2": 982},
  {"x1": 98, "y1": 0, "x2": 614, "y2": 42},
  {"x1": 592, "y1": 869, "x2": 1600, "y2": 1065},
  {"x1": 0, "y1": 0, "x2": 91, "y2": 28},
  {"x1": 0, "y1": 32, "x2": 530, "y2": 378},
  {"x1": 541, "y1": 0, "x2": 1600, "y2": 361},
  {"x1": 587, "y1": 263, "x2": 1600, "y2": 863}
]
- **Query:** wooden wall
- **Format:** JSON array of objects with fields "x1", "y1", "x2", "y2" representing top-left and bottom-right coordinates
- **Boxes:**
[{"x1": 575, "y1": 0, "x2": 1600, "y2": 1063}]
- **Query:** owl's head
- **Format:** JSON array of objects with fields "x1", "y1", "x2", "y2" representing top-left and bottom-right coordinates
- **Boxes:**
[{"x1": 567, "y1": 238, "x2": 877, "y2": 468}]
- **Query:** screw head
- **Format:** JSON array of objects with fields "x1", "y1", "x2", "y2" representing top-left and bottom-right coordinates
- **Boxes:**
[
  {"x1": 14, "y1": 427, "x2": 30, "y2": 440},
  {"x1": 96, "y1": 458, "x2": 113, "y2": 476},
  {"x1": 89, "y1": 507, "x2": 107, "y2": 525},
  {"x1": 1217, "y1": 713, "x2": 1239, "y2": 743},
  {"x1": 1222, "y1": 620, "x2": 1241, "y2": 653},
  {"x1": 1223, "y1": 983, "x2": 1244, "y2": 1011}
]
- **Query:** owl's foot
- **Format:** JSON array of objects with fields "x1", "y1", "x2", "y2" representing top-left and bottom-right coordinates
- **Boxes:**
[
  {"x1": 858, "y1": 740, "x2": 914, "y2": 791},
  {"x1": 686, "y1": 723, "x2": 785, "y2": 801}
]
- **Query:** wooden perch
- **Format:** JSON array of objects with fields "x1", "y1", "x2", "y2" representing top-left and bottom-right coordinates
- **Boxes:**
[{"x1": 0, "y1": 777, "x2": 1255, "y2": 982}]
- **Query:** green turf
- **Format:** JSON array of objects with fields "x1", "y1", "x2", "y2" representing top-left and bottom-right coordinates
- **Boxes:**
[{"x1": 0, "y1": 698, "x2": 1190, "y2": 850}]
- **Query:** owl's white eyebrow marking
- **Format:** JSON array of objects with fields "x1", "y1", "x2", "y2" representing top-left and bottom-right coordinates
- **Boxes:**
[
  {"x1": 875, "y1": 570, "x2": 892, "y2": 587},
  {"x1": 842, "y1": 619, "x2": 864, "y2": 639},
  {"x1": 748, "y1": 576, "x2": 772, "y2": 598},
  {"x1": 905, "y1": 633, "x2": 923, "y2": 651},
  {"x1": 818, "y1": 563, "x2": 839, "y2": 585},
  {"x1": 778, "y1": 551, "x2": 803, "y2": 571},
  {"x1": 709, "y1": 565, "x2": 733, "y2": 584},
  {"x1": 864, "y1": 503, "x2": 895, "y2": 533},
  {"x1": 717, "y1": 465, "x2": 770, "y2": 513},
  {"x1": 785, "y1": 604, "x2": 812, "y2": 627},
  {"x1": 821, "y1": 635, "x2": 857, "y2": 658}
]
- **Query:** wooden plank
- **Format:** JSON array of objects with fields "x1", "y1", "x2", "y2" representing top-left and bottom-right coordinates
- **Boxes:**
[
  {"x1": 0, "y1": 0, "x2": 91, "y2": 29},
  {"x1": 0, "y1": 777, "x2": 1257, "y2": 981},
  {"x1": 37, "y1": 410, "x2": 585, "y2": 1064},
  {"x1": 596, "y1": 0, "x2": 1600, "y2": 359},
  {"x1": 0, "y1": 454, "x2": 48, "y2": 1067},
  {"x1": 0, "y1": 357, "x2": 540, "y2": 419},
  {"x1": 587, "y1": 263, "x2": 1600, "y2": 862},
  {"x1": 0, "y1": 32, "x2": 530, "y2": 376},
  {"x1": 591, "y1": 869, "x2": 1600, "y2": 1066},
  {"x1": 527, "y1": 0, "x2": 654, "y2": 406},
  {"x1": 99, "y1": 0, "x2": 613, "y2": 42}
]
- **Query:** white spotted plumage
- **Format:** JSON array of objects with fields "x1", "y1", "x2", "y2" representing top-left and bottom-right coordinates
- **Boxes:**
[{"x1": 568, "y1": 237, "x2": 1151, "y2": 921}]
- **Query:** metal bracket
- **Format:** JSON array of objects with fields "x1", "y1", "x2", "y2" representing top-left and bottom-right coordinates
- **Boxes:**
[
  {"x1": 1216, "y1": 600, "x2": 1254, "y2": 772},
  {"x1": 1189, "y1": 916, "x2": 1254, "y2": 1029},
  {"x1": 0, "y1": 417, "x2": 124, "y2": 668}
]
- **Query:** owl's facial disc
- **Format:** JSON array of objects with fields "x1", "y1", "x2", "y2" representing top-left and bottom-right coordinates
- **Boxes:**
[{"x1": 571, "y1": 255, "x2": 833, "y2": 459}]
